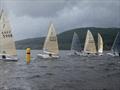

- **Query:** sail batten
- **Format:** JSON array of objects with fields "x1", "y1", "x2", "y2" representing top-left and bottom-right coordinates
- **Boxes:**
[
  {"x1": 0, "y1": 9, "x2": 17, "y2": 56},
  {"x1": 43, "y1": 23, "x2": 59, "y2": 55},
  {"x1": 98, "y1": 33, "x2": 103, "y2": 54},
  {"x1": 84, "y1": 30, "x2": 97, "y2": 54},
  {"x1": 71, "y1": 32, "x2": 81, "y2": 52}
]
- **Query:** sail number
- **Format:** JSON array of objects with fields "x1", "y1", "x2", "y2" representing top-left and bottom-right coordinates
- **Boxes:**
[
  {"x1": 1, "y1": 31, "x2": 13, "y2": 38},
  {"x1": 50, "y1": 37, "x2": 56, "y2": 41}
]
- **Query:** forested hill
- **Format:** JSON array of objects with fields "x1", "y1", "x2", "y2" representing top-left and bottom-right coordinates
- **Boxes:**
[{"x1": 15, "y1": 27, "x2": 120, "y2": 50}]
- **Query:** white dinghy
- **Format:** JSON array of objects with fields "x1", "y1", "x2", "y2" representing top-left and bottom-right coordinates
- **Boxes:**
[
  {"x1": 68, "y1": 32, "x2": 82, "y2": 56},
  {"x1": 82, "y1": 30, "x2": 97, "y2": 56},
  {"x1": 107, "y1": 32, "x2": 120, "y2": 57},
  {"x1": 37, "y1": 23, "x2": 59, "y2": 59},
  {"x1": 0, "y1": 9, "x2": 18, "y2": 61}
]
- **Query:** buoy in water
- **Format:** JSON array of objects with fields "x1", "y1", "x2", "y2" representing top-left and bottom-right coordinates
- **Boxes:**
[{"x1": 26, "y1": 48, "x2": 31, "y2": 64}]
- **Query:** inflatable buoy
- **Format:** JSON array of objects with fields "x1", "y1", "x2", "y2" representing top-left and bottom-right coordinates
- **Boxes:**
[{"x1": 26, "y1": 48, "x2": 31, "y2": 64}]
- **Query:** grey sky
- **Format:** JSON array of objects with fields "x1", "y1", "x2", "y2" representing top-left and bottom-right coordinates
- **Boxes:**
[{"x1": 0, "y1": 0, "x2": 120, "y2": 40}]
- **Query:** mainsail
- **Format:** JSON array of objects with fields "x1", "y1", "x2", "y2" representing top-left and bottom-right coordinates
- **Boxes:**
[
  {"x1": 43, "y1": 23, "x2": 59, "y2": 55},
  {"x1": 98, "y1": 33, "x2": 103, "y2": 54},
  {"x1": 84, "y1": 30, "x2": 97, "y2": 54},
  {"x1": 0, "y1": 9, "x2": 17, "y2": 56},
  {"x1": 71, "y1": 32, "x2": 81, "y2": 52},
  {"x1": 111, "y1": 32, "x2": 120, "y2": 54}
]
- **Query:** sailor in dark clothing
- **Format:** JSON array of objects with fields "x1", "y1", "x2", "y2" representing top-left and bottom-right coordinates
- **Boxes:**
[
  {"x1": 49, "y1": 53, "x2": 52, "y2": 57},
  {"x1": 2, "y1": 55, "x2": 6, "y2": 59}
]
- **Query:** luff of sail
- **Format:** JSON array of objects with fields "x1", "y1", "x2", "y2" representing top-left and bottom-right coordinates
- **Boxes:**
[
  {"x1": 43, "y1": 23, "x2": 59, "y2": 55},
  {"x1": 98, "y1": 33, "x2": 103, "y2": 54},
  {"x1": 0, "y1": 9, "x2": 17, "y2": 56},
  {"x1": 71, "y1": 32, "x2": 81, "y2": 52},
  {"x1": 84, "y1": 30, "x2": 97, "y2": 54},
  {"x1": 111, "y1": 32, "x2": 120, "y2": 54}
]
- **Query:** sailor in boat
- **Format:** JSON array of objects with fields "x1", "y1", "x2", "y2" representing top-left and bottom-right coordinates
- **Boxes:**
[
  {"x1": 2, "y1": 55, "x2": 6, "y2": 59},
  {"x1": 2, "y1": 51, "x2": 6, "y2": 59},
  {"x1": 49, "y1": 53, "x2": 52, "y2": 57}
]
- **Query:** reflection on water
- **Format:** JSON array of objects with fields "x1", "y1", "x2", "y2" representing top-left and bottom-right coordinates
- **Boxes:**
[{"x1": 0, "y1": 50, "x2": 120, "y2": 90}]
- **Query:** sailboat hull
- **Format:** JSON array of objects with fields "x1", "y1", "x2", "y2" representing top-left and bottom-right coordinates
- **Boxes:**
[
  {"x1": 0, "y1": 54, "x2": 18, "y2": 61},
  {"x1": 37, "y1": 53, "x2": 59, "y2": 59},
  {"x1": 68, "y1": 51, "x2": 81, "y2": 56},
  {"x1": 98, "y1": 53, "x2": 103, "y2": 56},
  {"x1": 80, "y1": 51, "x2": 97, "y2": 56},
  {"x1": 82, "y1": 52, "x2": 97, "y2": 56},
  {"x1": 107, "y1": 52, "x2": 119, "y2": 57}
]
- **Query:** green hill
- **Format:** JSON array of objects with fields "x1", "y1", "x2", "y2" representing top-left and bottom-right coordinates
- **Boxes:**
[{"x1": 15, "y1": 27, "x2": 120, "y2": 50}]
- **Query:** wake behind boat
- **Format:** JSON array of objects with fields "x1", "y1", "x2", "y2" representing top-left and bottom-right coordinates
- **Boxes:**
[
  {"x1": 107, "y1": 32, "x2": 120, "y2": 57},
  {"x1": 68, "y1": 32, "x2": 82, "y2": 56},
  {"x1": 0, "y1": 9, "x2": 18, "y2": 61},
  {"x1": 37, "y1": 23, "x2": 59, "y2": 59}
]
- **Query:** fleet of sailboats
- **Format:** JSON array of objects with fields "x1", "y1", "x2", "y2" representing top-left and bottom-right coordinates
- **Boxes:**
[
  {"x1": 68, "y1": 32, "x2": 82, "y2": 56},
  {"x1": 37, "y1": 23, "x2": 59, "y2": 59},
  {"x1": 0, "y1": 9, "x2": 18, "y2": 61},
  {"x1": 0, "y1": 9, "x2": 119, "y2": 61}
]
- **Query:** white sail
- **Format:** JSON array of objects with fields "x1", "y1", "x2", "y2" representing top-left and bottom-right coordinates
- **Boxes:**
[
  {"x1": 0, "y1": 9, "x2": 17, "y2": 56},
  {"x1": 111, "y1": 32, "x2": 120, "y2": 54},
  {"x1": 71, "y1": 32, "x2": 81, "y2": 52},
  {"x1": 84, "y1": 30, "x2": 97, "y2": 54},
  {"x1": 98, "y1": 33, "x2": 103, "y2": 54},
  {"x1": 43, "y1": 23, "x2": 59, "y2": 55},
  {"x1": 107, "y1": 32, "x2": 120, "y2": 56}
]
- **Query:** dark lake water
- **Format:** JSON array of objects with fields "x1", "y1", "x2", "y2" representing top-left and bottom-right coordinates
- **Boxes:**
[{"x1": 0, "y1": 50, "x2": 120, "y2": 90}]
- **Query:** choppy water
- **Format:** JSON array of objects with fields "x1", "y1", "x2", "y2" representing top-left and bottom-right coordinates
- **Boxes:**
[{"x1": 0, "y1": 50, "x2": 120, "y2": 90}]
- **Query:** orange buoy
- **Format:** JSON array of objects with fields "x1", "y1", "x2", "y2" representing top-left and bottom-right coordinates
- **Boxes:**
[{"x1": 26, "y1": 48, "x2": 31, "y2": 64}]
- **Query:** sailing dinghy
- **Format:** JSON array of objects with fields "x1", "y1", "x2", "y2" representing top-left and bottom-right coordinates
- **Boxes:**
[
  {"x1": 0, "y1": 9, "x2": 18, "y2": 61},
  {"x1": 37, "y1": 23, "x2": 59, "y2": 59},
  {"x1": 82, "y1": 30, "x2": 97, "y2": 56},
  {"x1": 107, "y1": 32, "x2": 120, "y2": 57},
  {"x1": 68, "y1": 32, "x2": 82, "y2": 56},
  {"x1": 98, "y1": 33, "x2": 103, "y2": 56}
]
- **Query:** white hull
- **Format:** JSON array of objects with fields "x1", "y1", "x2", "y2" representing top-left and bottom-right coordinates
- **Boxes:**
[
  {"x1": 98, "y1": 53, "x2": 103, "y2": 56},
  {"x1": 107, "y1": 53, "x2": 119, "y2": 57},
  {"x1": 0, "y1": 54, "x2": 18, "y2": 61},
  {"x1": 80, "y1": 52, "x2": 97, "y2": 56},
  {"x1": 67, "y1": 51, "x2": 81, "y2": 56},
  {"x1": 97, "y1": 52, "x2": 103, "y2": 56},
  {"x1": 37, "y1": 53, "x2": 59, "y2": 59}
]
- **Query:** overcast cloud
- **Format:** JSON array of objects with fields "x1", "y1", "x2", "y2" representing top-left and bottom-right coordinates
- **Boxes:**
[{"x1": 0, "y1": 0, "x2": 120, "y2": 40}]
